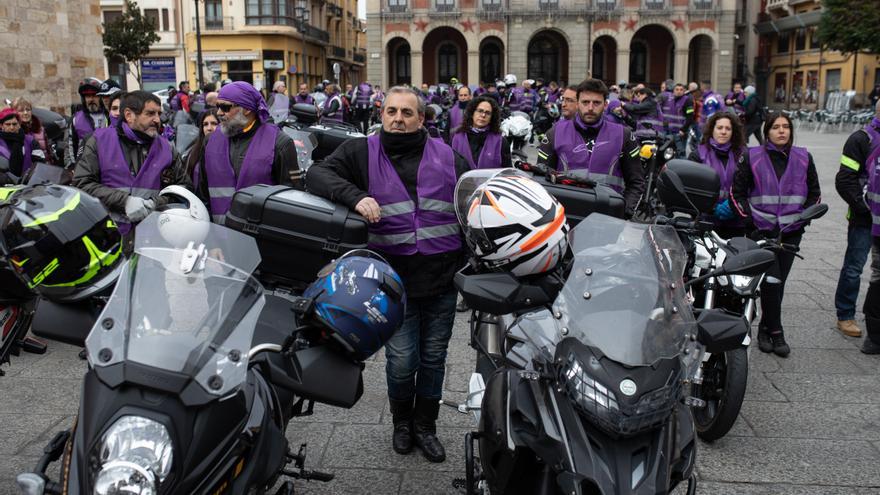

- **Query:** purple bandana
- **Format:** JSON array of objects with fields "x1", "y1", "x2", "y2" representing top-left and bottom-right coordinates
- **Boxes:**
[{"x1": 218, "y1": 81, "x2": 271, "y2": 123}]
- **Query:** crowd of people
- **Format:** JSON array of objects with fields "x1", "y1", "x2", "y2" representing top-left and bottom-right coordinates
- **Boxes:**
[{"x1": 0, "y1": 69, "x2": 878, "y2": 468}]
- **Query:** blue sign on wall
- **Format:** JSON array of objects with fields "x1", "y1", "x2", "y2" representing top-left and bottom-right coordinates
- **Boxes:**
[{"x1": 141, "y1": 58, "x2": 176, "y2": 82}]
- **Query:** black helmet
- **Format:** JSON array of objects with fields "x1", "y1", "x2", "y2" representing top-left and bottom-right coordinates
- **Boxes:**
[
  {"x1": 97, "y1": 78, "x2": 122, "y2": 97},
  {"x1": 78, "y1": 78, "x2": 102, "y2": 97},
  {"x1": 0, "y1": 185, "x2": 123, "y2": 301}
]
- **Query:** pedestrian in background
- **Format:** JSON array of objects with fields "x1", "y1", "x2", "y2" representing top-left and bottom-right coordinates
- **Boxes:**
[{"x1": 743, "y1": 85, "x2": 764, "y2": 145}]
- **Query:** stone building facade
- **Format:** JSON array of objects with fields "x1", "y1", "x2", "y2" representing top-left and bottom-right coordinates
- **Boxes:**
[
  {"x1": 0, "y1": 0, "x2": 106, "y2": 113},
  {"x1": 366, "y1": 0, "x2": 740, "y2": 92}
]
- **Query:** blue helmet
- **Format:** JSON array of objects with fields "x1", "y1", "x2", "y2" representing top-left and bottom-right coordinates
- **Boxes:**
[{"x1": 303, "y1": 250, "x2": 406, "y2": 361}]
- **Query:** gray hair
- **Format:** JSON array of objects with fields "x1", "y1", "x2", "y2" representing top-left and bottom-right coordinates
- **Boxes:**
[
  {"x1": 744, "y1": 85, "x2": 756, "y2": 96},
  {"x1": 381, "y1": 86, "x2": 425, "y2": 115}
]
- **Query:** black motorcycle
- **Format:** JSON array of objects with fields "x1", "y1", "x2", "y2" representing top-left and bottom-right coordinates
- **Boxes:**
[{"x1": 15, "y1": 214, "x2": 367, "y2": 494}]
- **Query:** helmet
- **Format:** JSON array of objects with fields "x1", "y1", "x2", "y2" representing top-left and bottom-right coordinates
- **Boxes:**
[
  {"x1": 155, "y1": 186, "x2": 211, "y2": 249},
  {"x1": 504, "y1": 74, "x2": 517, "y2": 86},
  {"x1": 0, "y1": 185, "x2": 123, "y2": 301},
  {"x1": 78, "y1": 78, "x2": 102, "y2": 97},
  {"x1": 303, "y1": 250, "x2": 406, "y2": 361},
  {"x1": 459, "y1": 170, "x2": 568, "y2": 277},
  {"x1": 97, "y1": 78, "x2": 122, "y2": 97},
  {"x1": 548, "y1": 104, "x2": 560, "y2": 119},
  {"x1": 449, "y1": 77, "x2": 460, "y2": 85}
]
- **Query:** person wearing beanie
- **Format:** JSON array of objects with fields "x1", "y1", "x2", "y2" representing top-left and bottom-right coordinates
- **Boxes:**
[
  {"x1": 0, "y1": 108, "x2": 35, "y2": 183},
  {"x1": 197, "y1": 81, "x2": 299, "y2": 223},
  {"x1": 73, "y1": 90, "x2": 190, "y2": 236},
  {"x1": 536, "y1": 78, "x2": 645, "y2": 217},
  {"x1": 66, "y1": 77, "x2": 108, "y2": 167},
  {"x1": 742, "y1": 85, "x2": 764, "y2": 145}
]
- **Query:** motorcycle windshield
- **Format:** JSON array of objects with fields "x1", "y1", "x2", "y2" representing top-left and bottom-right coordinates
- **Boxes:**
[
  {"x1": 282, "y1": 128, "x2": 318, "y2": 171},
  {"x1": 553, "y1": 214, "x2": 693, "y2": 367},
  {"x1": 85, "y1": 213, "x2": 265, "y2": 397},
  {"x1": 174, "y1": 124, "x2": 199, "y2": 154},
  {"x1": 172, "y1": 110, "x2": 193, "y2": 127}
]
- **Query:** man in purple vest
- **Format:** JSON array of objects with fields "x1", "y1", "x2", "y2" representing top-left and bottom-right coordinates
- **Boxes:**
[
  {"x1": 198, "y1": 81, "x2": 299, "y2": 223},
  {"x1": 660, "y1": 83, "x2": 695, "y2": 158},
  {"x1": 73, "y1": 91, "x2": 189, "y2": 234},
  {"x1": 447, "y1": 85, "x2": 471, "y2": 135},
  {"x1": 293, "y1": 83, "x2": 316, "y2": 106},
  {"x1": 320, "y1": 83, "x2": 346, "y2": 124},
  {"x1": 862, "y1": 116, "x2": 880, "y2": 353},
  {"x1": 536, "y1": 78, "x2": 645, "y2": 217},
  {"x1": 624, "y1": 87, "x2": 665, "y2": 138},
  {"x1": 66, "y1": 78, "x2": 109, "y2": 168},
  {"x1": 351, "y1": 81, "x2": 374, "y2": 134},
  {"x1": 0, "y1": 109, "x2": 35, "y2": 184},
  {"x1": 834, "y1": 101, "x2": 880, "y2": 346},
  {"x1": 307, "y1": 86, "x2": 471, "y2": 464}
]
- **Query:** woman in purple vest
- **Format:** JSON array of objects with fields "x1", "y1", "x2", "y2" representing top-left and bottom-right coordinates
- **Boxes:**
[
  {"x1": 450, "y1": 96, "x2": 511, "y2": 170},
  {"x1": 688, "y1": 111, "x2": 749, "y2": 239},
  {"x1": 186, "y1": 108, "x2": 220, "y2": 189},
  {"x1": 732, "y1": 112, "x2": 822, "y2": 357}
]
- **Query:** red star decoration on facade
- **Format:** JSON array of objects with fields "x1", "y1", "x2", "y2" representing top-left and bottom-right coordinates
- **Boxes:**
[
  {"x1": 672, "y1": 18, "x2": 685, "y2": 30},
  {"x1": 460, "y1": 18, "x2": 474, "y2": 32},
  {"x1": 624, "y1": 18, "x2": 638, "y2": 31},
  {"x1": 414, "y1": 18, "x2": 429, "y2": 32}
]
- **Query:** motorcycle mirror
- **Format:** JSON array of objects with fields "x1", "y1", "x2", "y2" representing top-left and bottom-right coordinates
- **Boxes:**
[
  {"x1": 798, "y1": 203, "x2": 828, "y2": 223},
  {"x1": 695, "y1": 308, "x2": 749, "y2": 353},
  {"x1": 720, "y1": 248, "x2": 776, "y2": 277}
]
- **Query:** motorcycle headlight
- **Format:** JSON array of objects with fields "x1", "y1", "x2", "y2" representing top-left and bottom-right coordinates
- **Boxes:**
[
  {"x1": 663, "y1": 146, "x2": 675, "y2": 161},
  {"x1": 729, "y1": 274, "x2": 754, "y2": 295},
  {"x1": 92, "y1": 416, "x2": 173, "y2": 495}
]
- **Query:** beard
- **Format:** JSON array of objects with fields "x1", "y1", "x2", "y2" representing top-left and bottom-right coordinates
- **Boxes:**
[
  {"x1": 220, "y1": 112, "x2": 250, "y2": 136},
  {"x1": 87, "y1": 101, "x2": 100, "y2": 113}
]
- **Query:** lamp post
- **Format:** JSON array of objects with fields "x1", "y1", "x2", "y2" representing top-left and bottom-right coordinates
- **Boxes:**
[
  {"x1": 295, "y1": 1, "x2": 310, "y2": 89},
  {"x1": 194, "y1": 0, "x2": 205, "y2": 89}
]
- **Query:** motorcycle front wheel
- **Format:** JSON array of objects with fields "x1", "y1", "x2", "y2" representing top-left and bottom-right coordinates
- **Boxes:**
[{"x1": 693, "y1": 347, "x2": 748, "y2": 442}]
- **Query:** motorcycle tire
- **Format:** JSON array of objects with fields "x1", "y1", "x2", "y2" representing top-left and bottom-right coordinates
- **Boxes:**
[{"x1": 693, "y1": 347, "x2": 748, "y2": 442}]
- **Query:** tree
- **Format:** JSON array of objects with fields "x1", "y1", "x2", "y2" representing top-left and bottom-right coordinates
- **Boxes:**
[
  {"x1": 817, "y1": 0, "x2": 880, "y2": 54},
  {"x1": 102, "y1": 0, "x2": 161, "y2": 88}
]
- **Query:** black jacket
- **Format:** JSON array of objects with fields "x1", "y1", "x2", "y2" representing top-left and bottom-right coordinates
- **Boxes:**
[
  {"x1": 73, "y1": 126, "x2": 190, "y2": 214},
  {"x1": 193, "y1": 121, "x2": 301, "y2": 208},
  {"x1": 835, "y1": 128, "x2": 874, "y2": 227},
  {"x1": 306, "y1": 128, "x2": 472, "y2": 298},
  {"x1": 535, "y1": 121, "x2": 646, "y2": 215},
  {"x1": 743, "y1": 95, "x2": 763, "y2": 128},
  {"x1": 731, "y1": 146, "x2": 822, "y2": 233}
]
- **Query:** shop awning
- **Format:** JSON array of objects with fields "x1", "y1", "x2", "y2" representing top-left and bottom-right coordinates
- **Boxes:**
[{"x1": 755, "y1": 9, "x2": 823, "y2": 35}]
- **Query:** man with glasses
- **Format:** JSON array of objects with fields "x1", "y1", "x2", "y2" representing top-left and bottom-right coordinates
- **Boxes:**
[
  {"x1": 198, "y1": 81, "x2": 300, "y2": 223},
  {"x1": 306, "y1": 86, "x2": 471, "y2": 465},
  {"x1": 73, "y1": 91, "x2": 190, "y2": 235},
  {"x1": 558, "y1": 85, "x2": 578, "y2": 121},
  {"x1": 536, "y1": 78, "x2": 645, "y2": 218}
]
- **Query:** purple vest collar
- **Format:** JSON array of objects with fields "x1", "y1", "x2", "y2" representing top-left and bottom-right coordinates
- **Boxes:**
[
  {"x1": 552, "y1": 118, "x2": 626, "y2": 191},
  {"x1": 451, "y1": 131, "x2": 502, "y2": 170}
]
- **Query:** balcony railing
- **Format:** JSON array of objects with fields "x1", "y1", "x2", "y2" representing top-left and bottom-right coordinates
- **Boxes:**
[
  {"x1": 767, "y1": 0, "x2": 789, "y2": 11},
  {"x1": 301, "y1": 23, "x2": 331, "y2": 42},
  {"x1": 594, "y1": 0, "x2": 616, "y2": 9},
  {"x1": 435, "y1": 0, "x2": 456, "y2": 11},
  {"x1": 193, "y1": 16, "x2": 233, "y2": 31},
  {"x1": 642, "y1": 0, "x2": 666, "y2": 9},
  {"x1": 387, "y1": 1, "x2": 409, "y2": 12},
  {"x1": 538, "y1": 0, "x2": 558, "y2": 10},
  {"x1": 482, "y1": 0, "x2": 504, "y2": 10},
  {"x1": 692, "y1": 0, "x2": 712, "y2": 8},
  {"x1": 353, "y1": 52, "x2": 366, "y2": 63},
  {"x1": 327, "y1": 4, "x2": 344, "y2": 17},
  {"x1": 330, "y1": 45, "x2": 346, "y2": 58},
  {"x1": 245, "y1": 17, "x2": 330, "y2": 43}
]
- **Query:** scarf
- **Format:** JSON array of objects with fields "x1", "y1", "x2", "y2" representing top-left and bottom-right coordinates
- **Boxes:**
[
  {"x1": 380, "y1": 128, "x2": 427, "y2": 156},
  {"x1": 574, "y1": 113, "x2": 605, "y2": 131},
  {"x1": 709, "y1": 137, "x2": 732, "y2": 154}
]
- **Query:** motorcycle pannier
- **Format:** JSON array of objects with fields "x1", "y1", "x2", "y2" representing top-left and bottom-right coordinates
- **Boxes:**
[
  {"x1": 533, "y1": 177, "x2": 627, "y2": 225},
  {"x1": 225, "y1": 185, "x2": 369, "y2": 288},
  {"x1": 306, "y1": 124, "x2": 364, "y2": 161}
]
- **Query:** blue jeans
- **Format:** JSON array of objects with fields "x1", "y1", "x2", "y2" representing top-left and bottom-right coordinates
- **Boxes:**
[
  {"x1": 385, "y1": 290, "x2": 457, "y2": 401},
  {"x1": 834, "y1": 223, "x2": 873, "y2": 320}
]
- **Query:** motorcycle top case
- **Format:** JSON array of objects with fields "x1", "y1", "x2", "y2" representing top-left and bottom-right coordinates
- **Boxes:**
[
  {"x1": 225, "y1": 185, "x2": 369, "y2": 288},
  {"x1": 306, "y1": 124, "x2": 364, "y2": 161},
  {"x1": 533, "y1": 176, "x2": 626, "y2": 225}
]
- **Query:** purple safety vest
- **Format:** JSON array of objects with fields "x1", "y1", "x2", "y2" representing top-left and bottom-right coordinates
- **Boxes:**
[
  {"x1": 747, "y1": 145, "x2": 809, "y2": 232},
  {"x1": 661, "y1": 95, "x2": 689, "y2": 134},
  {"x1": 366, "y1": 134, "x2": 461, "y2": 256},
  {"x1": 552, "y1": 118, "x2": 626, "y2": 192},
  {"x1": 451, "y1": 131, "x2": 502, "y2": 170},
  {"x1": 203, "y1": 122, "x2": 278, "y2": 222},
  {"x1": 170, "y1": 93, "x2": 182, "y2": 112},
  {"x1": 322, "y1": 93, "x2": 344, "y2": 123},
  {"x1": 294, "y1": 94, "x2": 315, "y2": 106},
  {"x1": 864, "y1": 125, "x2": 880, "y2": 236},
  {"x1": 355, "y1": 83, "x2": 373, "y2": 109},
  {"x1": 449, "y1": 104, "x2": 465, "y2": 132},
  {"x1": 73, "y1": 111, "x2": 96, "y2": 142},
  {"x1": 0, "y1": 135, "x2": 34, "y2": 178},
  {"x1": 698, "y1": 143, "x2": 745, "y2": 228},
  {"x1": 94, "y1": 127, "x2": 172, "y2": 233},
  {"x1": 269, "y1": 93, "x2": 290, "y2": 112}
]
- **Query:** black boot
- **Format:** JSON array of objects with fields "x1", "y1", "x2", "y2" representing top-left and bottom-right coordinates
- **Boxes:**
[
  {"x1": 769, "y1": 330, "x2": 790, "y2": 358},
  {"x1": 757, "y1": 327, "x2": 774, "y2": 354},
  {"x1": 413, "y1": 396, "x2": 446, "y2": 463},
  {"x1": 862, "y1": 316, "x2": 880, "y2": 355},
  {"x1": 389, "y1": 397, "x2": 414, "y2": 455}
]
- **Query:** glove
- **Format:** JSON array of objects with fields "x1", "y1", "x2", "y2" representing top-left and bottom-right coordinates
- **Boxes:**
[
  {"x1": 713, "y1": 199, "x2": 734, "y2": 221},
  {"x1": 125, "y1": 196, "x2": 155, "y2": 223}
]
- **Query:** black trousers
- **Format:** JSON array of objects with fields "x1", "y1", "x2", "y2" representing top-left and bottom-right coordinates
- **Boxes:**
[
  {"x1": 759, "y1": 231, "x2": 803, "y2": 332},
  {"x1": 863, "y1": 237, "x2": 880, "y2": 342},
  {"x1": 745, "y1": 124, "x2": 764, "y2": 146}
]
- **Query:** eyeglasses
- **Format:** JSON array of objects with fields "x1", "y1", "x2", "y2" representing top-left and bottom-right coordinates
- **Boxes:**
[
  {"x1": 474, "y1": 108, "x2": 493, "y2": 116},
  {"x1": 217, "y1": 102, "x2": 238, "y2": 113}
]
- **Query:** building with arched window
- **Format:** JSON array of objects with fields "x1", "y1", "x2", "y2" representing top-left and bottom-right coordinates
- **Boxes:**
[{"x1": 367, "y1": 0, "x2": 744, "y2": 92}]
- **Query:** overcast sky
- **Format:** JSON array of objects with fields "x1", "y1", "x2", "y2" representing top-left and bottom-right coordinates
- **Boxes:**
[{"x1": 358, "y1": 0, "x2": 366, "y2": 19}]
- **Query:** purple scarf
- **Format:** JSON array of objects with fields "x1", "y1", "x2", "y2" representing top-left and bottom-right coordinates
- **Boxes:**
[
  {"x1": 574, "y1": 113, "x2": 604, "y2": 131},
  {"x1": 709, "y1": 137, "x2": 732, "y2": 154}
]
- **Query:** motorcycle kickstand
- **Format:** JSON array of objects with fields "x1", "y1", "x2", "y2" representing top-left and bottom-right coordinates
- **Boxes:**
[
  {"x1": 281, "y1": 443, "x2": 335, "y2": 483},
  {"x1": 452, "y1": 431, "x2": 484, "y2": 495},
  {"x1": 686, "y1": 473, "x2": 697, "y2": 495}
]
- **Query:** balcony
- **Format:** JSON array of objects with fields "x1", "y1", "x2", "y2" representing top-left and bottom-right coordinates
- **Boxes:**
[
  {"x1": 594, "y1": 0, "x2": 617, "y2": 9},
  {"x1": 538, "y1": 0, "x2": 558, "y2": 11},
  {"x1": 329, "y1": 45, "x2": 346, "y2": 58},
  {"x1": 692, "y1": 0, "x2": 712, "y2": 8},
  {"x1": 301, "y1": 23, "x2": 331, "y2": 43},
  {"x1": 642, "y1": 0, "x2": 666, "y2": 9},
  {"x1": 386, "y1": 0, "x2": 409, "y2": 12},
  {"x1": 245, "y1": 16, "x2": 331, "y2": 43},
  {"x1": 767, "y1": 0, "x2": 790, "y2": 13},
  {"x1": 353, "y1": 52, "x2": 366, "y2": 63},
  {"x1": 193, "y1": 16, "x2": 233, "y2": 31},
  {"x1": 435, "y1": 0, "x2": 457, "y2": 11},
  {"x1": 327, "y1": 4, "x2": 344, "y2": 17}
]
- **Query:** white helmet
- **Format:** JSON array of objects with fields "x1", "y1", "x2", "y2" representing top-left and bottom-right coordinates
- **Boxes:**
[
  {"x1": 504, "y1": 74, "x2": 517, "y2": 86},
  {"x1": 156, "y1": 185, "x2": 211, "y2": 248},
  {"x1": 460, "y1": 171, "x2": 568, "y2": 277}
]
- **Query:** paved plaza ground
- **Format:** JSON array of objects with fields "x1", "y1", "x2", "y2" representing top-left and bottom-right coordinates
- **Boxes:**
[{"x1": 1, "y1": 128, "x2": 879, "y2": 494}]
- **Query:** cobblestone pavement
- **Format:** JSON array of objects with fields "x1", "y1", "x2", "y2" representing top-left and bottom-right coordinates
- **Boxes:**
[{"x1": 1, "y1": 129, "x2": 879, "y2": 494}]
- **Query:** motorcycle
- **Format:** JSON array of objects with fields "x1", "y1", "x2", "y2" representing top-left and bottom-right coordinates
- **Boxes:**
[
  {"x1": 631, "y1": 124, "x2": 675, "y2": 222},
  {"x1": 449, "y1": 168, "x2": 775, "y2": 494},
  {"x1": 531, "y1": 103, "x2": 559, "y2": 142},
  {"x1": 15, "y1": 213, "x2": 371, "y2": 495},
  {"x1": 500, "y1": 111, "x2": 533, "y2": 155}
]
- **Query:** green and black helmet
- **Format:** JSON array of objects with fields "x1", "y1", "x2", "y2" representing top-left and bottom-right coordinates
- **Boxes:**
[{"x1": 0, "y1": 185, "x2": 123, "y2": 301}]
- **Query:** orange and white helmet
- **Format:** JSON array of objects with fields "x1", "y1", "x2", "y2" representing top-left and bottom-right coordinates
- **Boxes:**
[{"x1": 457, "y1": 169, "x2": 568, "y2": 277}]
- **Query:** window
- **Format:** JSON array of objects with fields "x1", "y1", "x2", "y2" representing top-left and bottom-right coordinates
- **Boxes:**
[
  {"x1": 206, "y1": 0, "x2": 223, "y2": 28},
  {"x1": 805, "y1": 70, "x2": 818, "y2": 104},
  {"x1": 144, "y1": 8, "x2": 159, "y2": 29},
  {"x1": 595, "y1": 0, "x2": 615, "y2": 9},
  {"x1": 809, "y1": 27, "x2": 820, "y2": 49},
  {"x1": 644, "y1": 0, "x2": 665, "y2": 8},
  {"x1": 777, "y1": 32, "x2": 790, "y2": 54},
  {"x1": 825, "y1": 69, "x2": 841, "y2": 92},
  {"x1": 103, "y1": 10, "x2": 122, "y2": 25},
  {"x1": 791, "y1": 71, "x2": 803, "y2": 103},
  {"x1": 774, "y1": 72, "x2": 787, "y2": 103},
  {"x1": 795, "y1": 29, "x2": 806, "y2": 51},
  {"x1": 394, "y1": 44, "x2": 411, "y2": 85},
  {"x1": 246, "y1": 0, "x2": 296, "y2": 25},
  {"x1": 227, "y1": 60, "x2": 254, "y2": 84},
  {"x1": 692, "y1": 0, "x2": 712, "y2": 7},
  {"x1": 162, "y1": 9, "x2": 170, "y2": 31},
  {"x1": 436, "y1": 0, "x2": 455, "y2": 10},
  {"x1": 538, "y1": 0, "x2": 558, "y2": 9},
  {"x1": 388, "y1": 0, "x2": 408, "y2": 12},
  {"x1": 480, "y1": 42, "x2": 502, "y2": 83},
  {"x1": 482, "y1": 0, "x2": 502, "y2": 10},
  {"x1": 438, "y1": 43, "x2": 458, "y2": 83}
]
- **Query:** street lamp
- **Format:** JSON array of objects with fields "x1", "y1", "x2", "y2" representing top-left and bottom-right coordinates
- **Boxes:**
[
  {"x1": 294, "y1": 1, "x2": 310, "y2": 89},
  {"x1": 194, "y1": 0, "x2": 205, "y2": 89}
]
